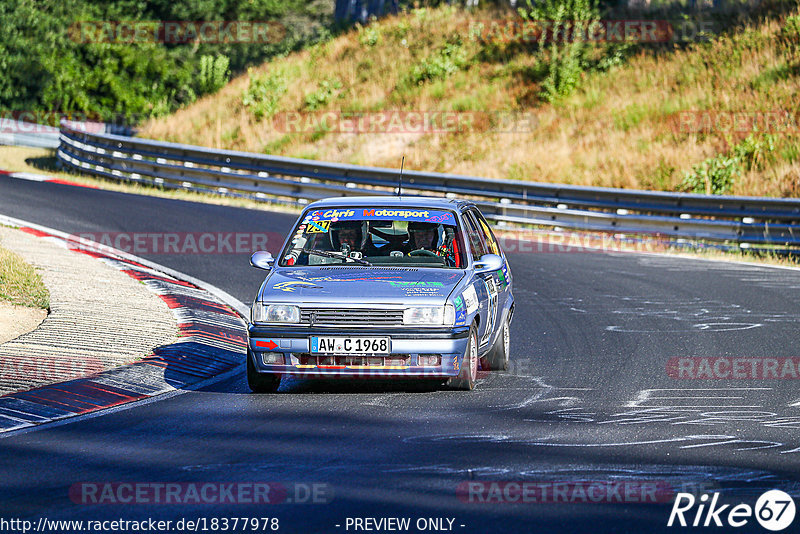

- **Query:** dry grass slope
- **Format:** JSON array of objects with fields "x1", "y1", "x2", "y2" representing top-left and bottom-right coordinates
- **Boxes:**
[{"x1": 140, "y1": 4, "x2": 800, "y2": 197}]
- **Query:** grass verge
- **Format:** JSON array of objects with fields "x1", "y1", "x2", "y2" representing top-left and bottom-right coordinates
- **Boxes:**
[{"x1": 0, "y1": 242, "x2": 50, "y2": 309}]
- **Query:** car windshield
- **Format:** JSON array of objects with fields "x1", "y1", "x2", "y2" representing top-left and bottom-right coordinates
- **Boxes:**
[{"x1": 279, "y1": 207, "x2": 466, "y2": 268}]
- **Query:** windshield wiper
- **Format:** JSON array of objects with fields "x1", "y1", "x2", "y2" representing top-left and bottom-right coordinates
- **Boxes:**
[{"x1": 303, "y1": 249, "x2": 372, "y2": 266}]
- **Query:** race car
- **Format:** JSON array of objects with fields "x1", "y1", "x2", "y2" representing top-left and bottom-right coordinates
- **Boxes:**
[{"x1": 246, "y1": 196, "x2": 514, "y2": 392}]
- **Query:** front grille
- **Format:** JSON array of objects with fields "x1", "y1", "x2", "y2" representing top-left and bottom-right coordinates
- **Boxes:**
[
  {"x1": 300, "y1": 308, "x2": 404, "y2": 326},
  {"x1": 297, "y1": 354, "x2": 410, "y2": 366}
]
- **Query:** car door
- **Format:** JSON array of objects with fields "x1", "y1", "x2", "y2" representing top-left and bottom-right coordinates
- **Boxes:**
[
  {"x1": 473, "y1": 209, "x2": 512, "y2": 333},
  {"x1": 461, "y1": 209, "x2": 495, "y2": 348}
]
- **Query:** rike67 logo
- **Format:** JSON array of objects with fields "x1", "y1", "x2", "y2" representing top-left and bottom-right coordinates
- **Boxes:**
[{"x1": 668, "y1": 490, "x2": 796, "y2": 531}]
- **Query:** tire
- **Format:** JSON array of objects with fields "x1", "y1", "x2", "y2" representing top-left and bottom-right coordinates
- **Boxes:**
[
  {"x1": 447, "y1": 325, "x2": 478, "y2": 391},
  {"x1": 480, "y1": 316, "x2": 510, "y2": 371},
  {"x1": 247, "y1": 349, "x2": 282, "y2": 393}
]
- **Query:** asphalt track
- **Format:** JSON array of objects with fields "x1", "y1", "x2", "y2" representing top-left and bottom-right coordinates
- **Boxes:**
[{"x1": 1, "y1": 175, "x2": 800, "y2": 533}]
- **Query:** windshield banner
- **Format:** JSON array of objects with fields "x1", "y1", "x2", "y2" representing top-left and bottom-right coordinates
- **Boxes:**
[{"x1": 303, "y1": 208, "x2": 456, "y2": 225}]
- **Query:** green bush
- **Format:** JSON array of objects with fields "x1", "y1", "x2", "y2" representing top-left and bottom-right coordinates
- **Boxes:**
[
  {"x1": 733, "y1": 133, "x2": 776, "y2": 172},
  {"x1": 358, "y1": 24, "x2": 381, "y2": 47},
  {"x1": 783, "y1": 14, "x2": 800, "y2": 41},
  {"x1": 780, "y1": 14, "x2": 800, "y2": 59},
  {"x1": 242, "y1": 69, "x2": 287, "y2": 121},
  {"x1": 679, "y1": 134, "x2": 776, "y2": 194},
  {"x1": 407, "y1": 41, "x2": 469, "y2": 85},
  {"x1": 680, "y1": 155, "x2": 740, "y2": 195},
  {"x1": 304, "y1": 78, "x2": 343, "y2": 110},
  {"x1": 518, "y1": 0, "x2": 600, "y2": 102},
  {"x1": 198, "y1": 54, "x2": 230, "y2": 94}
]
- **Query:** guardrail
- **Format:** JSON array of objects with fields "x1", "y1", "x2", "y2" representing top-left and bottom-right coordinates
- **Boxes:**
[
  {"x1": 1, "y1": 119, "x2": 135, "y2": 149},
  {"x1": 1, "y1": 120, "x2": 60, "y2": 149},
  {"x1": 56, "y1": 121, "x2": 800, "y2": 248}
]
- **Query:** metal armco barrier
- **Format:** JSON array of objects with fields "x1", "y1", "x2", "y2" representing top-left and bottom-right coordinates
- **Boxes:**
[
  {"x1": 2, "y1": 119, "x2": 135, "y2": 149},
  {"x1": 57, "y1": 121, "x2": 800, "y2": 247}
]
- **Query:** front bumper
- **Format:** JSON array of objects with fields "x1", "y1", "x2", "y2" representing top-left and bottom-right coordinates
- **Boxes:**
[{"x1": 248, "y1": 325, "x2": 470, "y2": 378}]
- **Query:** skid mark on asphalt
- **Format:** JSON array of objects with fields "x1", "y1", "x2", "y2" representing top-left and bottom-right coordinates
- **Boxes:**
[
  {"x1": 402, "y1": 385, "x2": 800, "y2": 456},
  {"x1": 635, "y1": 256, "x2": 800, "y2": 290},
  {"x1": 552, "y1": 295, "x2": 800, "y2": 333},
  {"x1": 624, "y1": 387, "x2": 771, "y2": 408},
  {"x1": 486, "y1": 376, "x2": 591, "y2": 411},
  {"x1": 404, "y1": 431, "x2": 800, "y2": 456},
  {"x1": 264, "y1": 459, "x2": 800, "y2": 499}
]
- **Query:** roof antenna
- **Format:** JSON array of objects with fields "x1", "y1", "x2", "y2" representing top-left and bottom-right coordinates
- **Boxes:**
[{"x1": 397, "y1": 156, "x2": 405, "y2": 196}]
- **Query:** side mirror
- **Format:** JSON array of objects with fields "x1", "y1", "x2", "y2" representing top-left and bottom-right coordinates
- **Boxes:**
[
  {"x1": 250, "y1": 251, "x2": 274, "y2": 270},
  {"x1": 474, "y1": 253, "x2": 503, "y2": 274}
]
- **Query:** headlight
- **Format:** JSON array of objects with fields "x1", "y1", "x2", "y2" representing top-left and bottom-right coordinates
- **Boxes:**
[
  {"x1": 252, "y1": 304, "x2": 300, "y2": 324},
  {"x1": 403, "y1": 305, "x2": 455, "y2": 326}
]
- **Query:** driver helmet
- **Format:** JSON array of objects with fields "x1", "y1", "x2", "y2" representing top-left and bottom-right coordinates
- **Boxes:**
[
  {"x1": 330, "y1": 220, "x2": 367, "y2": 251},
  {"x1": 408, "y1": 221, "x2": 439, "y2": 250}
]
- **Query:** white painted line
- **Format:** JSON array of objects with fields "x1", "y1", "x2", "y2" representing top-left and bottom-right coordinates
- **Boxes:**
[{"x1": 7, "y1": 172, "x2": 50, "y2": 182}]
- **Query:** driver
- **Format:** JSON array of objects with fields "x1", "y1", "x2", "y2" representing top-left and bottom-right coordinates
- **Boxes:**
[
  {"x1": 330, "y1": 221, "x2": 380, "y2": 256},
  {"x1": 404, "y1": 222, "x2": 440, "y2": 254}
]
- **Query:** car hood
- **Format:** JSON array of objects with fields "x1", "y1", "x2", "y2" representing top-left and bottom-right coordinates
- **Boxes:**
[{"x1": 259, "y1": 268, "x2": 466, "y2": 305}]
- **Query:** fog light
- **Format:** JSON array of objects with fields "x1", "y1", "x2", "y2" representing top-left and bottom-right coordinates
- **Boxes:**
[
  {"x1": 418, "y1": 354, "x2": 442, "y2": 367},
  {"x1": 261, "y1": 352, "x2": 284, "y2": 365}
]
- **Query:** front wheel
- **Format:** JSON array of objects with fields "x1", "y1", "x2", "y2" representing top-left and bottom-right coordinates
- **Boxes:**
[
  {"x1": 247, "y1": 349, "x2": 282, "y2": 393},
  {"x1": 447, "y1": 325, "x2": 478, "y2": 391},
  {"x1": 480, "y1": 316, "x2": 510, "y2": 371}
]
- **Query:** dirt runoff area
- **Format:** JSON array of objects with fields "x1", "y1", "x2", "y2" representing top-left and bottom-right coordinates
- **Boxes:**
[{"x1": 0, "y1": 301, "x2": 47, "y2": 344}]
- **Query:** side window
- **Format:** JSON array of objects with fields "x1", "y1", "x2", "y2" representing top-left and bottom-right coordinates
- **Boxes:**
[
  {"x1": 473, "y1": 210, "x2": 501, "y2": 257},
  {"x1": 462, "y1": 211, "x2": 489, "y2": 261}
]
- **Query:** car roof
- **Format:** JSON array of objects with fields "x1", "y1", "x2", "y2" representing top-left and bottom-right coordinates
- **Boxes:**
[{"x1": 305, "y1": 195, "x2": 474, "y2": 210}]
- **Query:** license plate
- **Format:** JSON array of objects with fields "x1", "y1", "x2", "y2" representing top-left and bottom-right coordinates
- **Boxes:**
[{"x1": 310, "y1": 336, "x2": 391, "y2": 355}]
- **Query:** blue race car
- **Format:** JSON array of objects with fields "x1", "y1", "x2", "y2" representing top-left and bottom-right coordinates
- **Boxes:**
[{"x1": 246, "y1": 196, "x2": 514, "y2": 392}]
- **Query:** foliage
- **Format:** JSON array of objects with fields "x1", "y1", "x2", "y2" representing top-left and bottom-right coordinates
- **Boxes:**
[
  {"x1": 0, "y1": 0, "x2": 334, "y2": 123},
  {"x1": 198, "y1": 55, "x2": 230, "y2": 95},
  {"x1": 358, "y1": 24, "x2": 381, "y2": 47},
  {"x1": 519, "y1": 0, "x2": 600, "y2": 102},
  {"x1": 680, "y1": 134, "x2": 776, "y2": 195},
  {"x1": 304, "y1": 78, "x2": 343, "y2": 110},
  {"x1": 407, "y1": 40, "x2": 469, "y2": 85},
  {"x1": 242, "y1": 69, "x2": 287, "y2": 120}
]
